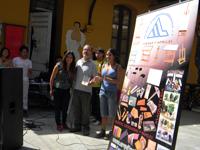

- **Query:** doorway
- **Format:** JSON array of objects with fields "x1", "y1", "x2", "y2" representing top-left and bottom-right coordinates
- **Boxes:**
[
  {"x1": 29, "y1": 12, "x2": 52, "y2": 77},
  {"x1": 29, "y1": 0, "x2": 63, "y2": 78}
]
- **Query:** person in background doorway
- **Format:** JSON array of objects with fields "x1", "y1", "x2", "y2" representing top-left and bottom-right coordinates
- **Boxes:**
[
  {"x1": 68, "y1": 44, "x2": 97, "y2": 136},
  {"x1": 50, "y1": 51, "x2": 76, "y2": 132},
  {"x1": 91, "y1": 48, "x2": 105, "y2": 125},
  {"x1": 66, "y1": 21, "x2": 86, "y2": 61},
  {"x1": 95, "y1": 48, "x2": 123, "y2": 139},
  {"x1": 0, "y1": 47, "x2": 12, "y2": 67},
  {"x1": 13, "y1": 45, "x2": 32, "y2": 117}
]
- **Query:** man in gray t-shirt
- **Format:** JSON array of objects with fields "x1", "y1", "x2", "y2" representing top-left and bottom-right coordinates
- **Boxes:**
[{"x1": 68, "y1": 44, "x2": 97, "y2": 136}]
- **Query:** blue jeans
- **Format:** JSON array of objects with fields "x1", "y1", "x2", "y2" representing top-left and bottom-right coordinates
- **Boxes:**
[{"x1": 99, "y1": 90, "x2": 118, "y2": 118}]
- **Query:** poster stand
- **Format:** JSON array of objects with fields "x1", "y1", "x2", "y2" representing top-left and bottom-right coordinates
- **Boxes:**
[{"x1": 108, "y1": 0, "x2": 199, "y2": 150}]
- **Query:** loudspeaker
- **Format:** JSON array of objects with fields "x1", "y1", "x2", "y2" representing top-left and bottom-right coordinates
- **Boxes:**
[{"x1": 0, "y1": 68, "x2": 23, "y2": 150}]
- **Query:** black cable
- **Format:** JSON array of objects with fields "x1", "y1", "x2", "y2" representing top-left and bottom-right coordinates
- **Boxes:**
[
  {"x1": 55, "y1": 134, "x2": 108, "y2": 150},
  {"x1": 23, "y1": 119, "x2": 43, "y2": 131},
  {"x1": 76, "y1": 134, "x2": 108, "y2": 150},
  {"x1": 31, "y1": 112, "x2": 53, "y2": 121},
  {"x1": 23, "y1": 111, "x2": 52, "y2": 129},
  {"x1": 55, "y1": 134, "x2": 82, "y2": 146},
  {"x1": 25, "y1": 111, "x2": 108, "y2": 149},
  {"x1": 33, "y1": 121, "x2": 45, "y2": 127}
]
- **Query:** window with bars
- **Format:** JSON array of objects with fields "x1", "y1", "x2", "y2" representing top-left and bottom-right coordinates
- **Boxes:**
[{"x1": 111, "y1": 5, "x2": 131, "y2": 68}]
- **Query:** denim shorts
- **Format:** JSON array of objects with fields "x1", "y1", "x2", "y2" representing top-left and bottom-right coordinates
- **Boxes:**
[{"x1": 99, "y1": 90, "x2": 118, "y2": 118}]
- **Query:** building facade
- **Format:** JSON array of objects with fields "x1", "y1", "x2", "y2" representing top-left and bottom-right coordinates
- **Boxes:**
[{"x1": 0, "y1": 0, "x2": 199, "y2": 83}]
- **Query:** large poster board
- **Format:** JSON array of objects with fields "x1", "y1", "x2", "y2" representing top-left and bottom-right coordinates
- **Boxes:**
[{"x1": 108, "y1": 0, "x2": 199, "y2": 150}]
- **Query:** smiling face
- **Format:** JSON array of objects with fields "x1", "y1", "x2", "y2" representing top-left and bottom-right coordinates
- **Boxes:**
[
  {"x1": 65, "y1": 53, "x2": 74, "y2": 65},
  {"x1": 106, "y1": 50, "x2": 115, "y2": 63},
  {"x1": 82, "y1": 45, "x2": 92, "y2": 60}
]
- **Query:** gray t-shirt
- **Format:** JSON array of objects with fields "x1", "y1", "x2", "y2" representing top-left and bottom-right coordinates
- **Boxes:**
[{"x1": 74, "y1": 58, "x2": 97, "y2": 93}]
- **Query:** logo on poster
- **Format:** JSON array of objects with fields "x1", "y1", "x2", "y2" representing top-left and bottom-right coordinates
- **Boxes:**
[{"x1": 145, "y1": 13, "x2": 173, "y2": 39}]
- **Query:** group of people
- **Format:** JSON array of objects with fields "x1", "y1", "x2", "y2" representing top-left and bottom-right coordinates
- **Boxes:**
[
  {"x1": 50, "y1": 44, "x2": 124, "y2": 138},
  {"x1": 0, "y1": 43, "x2": 124, "y2": 139},
  {"x1": 0, "y1": 46, "x2": 32, "y2": 116}
]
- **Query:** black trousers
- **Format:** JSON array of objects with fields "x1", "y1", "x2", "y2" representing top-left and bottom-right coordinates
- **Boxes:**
[
  {"x1": 91, "y1": 87, "x2": 101, "y2": 121},
  {"x1": 54, "y1": 88, "x2": 70, "y2": 125}
]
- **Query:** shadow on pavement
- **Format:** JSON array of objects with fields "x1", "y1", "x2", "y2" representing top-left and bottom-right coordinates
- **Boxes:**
[{"x1": 179, "y1": 109, "x2": 200, "y2": 126}]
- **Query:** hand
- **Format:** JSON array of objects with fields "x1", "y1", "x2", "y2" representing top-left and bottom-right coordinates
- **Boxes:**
[
  {"x1": 94, "y1": 76, "x2": 102, "y2": 82},
  {"x1": 104, "y1": 76, "x2": 110, "y2": 81},
  {"x1": 50, "y1": 90, "x2": 54, "y2": 96}
]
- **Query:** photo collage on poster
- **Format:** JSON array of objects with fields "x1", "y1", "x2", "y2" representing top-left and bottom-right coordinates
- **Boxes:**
[
  {"x1": 109, "y1": 66, "x2": 184, "y2": 150},
  {"x1": 108, "y1": 0, "x2": 199, "y2": 149},
  {"x1": 156, "y1": 70, "x2": 183, "y2": 145}
]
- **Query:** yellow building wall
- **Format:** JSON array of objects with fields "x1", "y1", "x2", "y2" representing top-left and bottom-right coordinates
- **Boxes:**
[
  {"x1": 61, "y1": 0, "x2": 113, "y2": 54},
  {"x1": 61, "y1": 0, "x2": 90, "y2": 55},
  {"x1": 61, "y1": 0, "x2": 197, "y2": 83},
  {"x1": 61, "y1": 0, "x2": 149, "y2": 55},
  {"x1": 0, "y1": 0, "x2": 30, "y2": 42},
  {"x1": 0, "y1": 0, "x2": 30, "y2": 25}
]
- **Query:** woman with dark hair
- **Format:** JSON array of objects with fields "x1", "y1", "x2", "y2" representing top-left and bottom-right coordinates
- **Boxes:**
[
  {"x1": 13, "y1": 45, "x2": 32, "y2": 117},
  {"x1": 50, "y1": 51, "x2": 76, "y2": 131},
  {"x1": 0, "y1": 47, "x2": 12, "y2": 67},
  {"x1": 95, "y1": 48, "x2": 123, "y2": 139}
]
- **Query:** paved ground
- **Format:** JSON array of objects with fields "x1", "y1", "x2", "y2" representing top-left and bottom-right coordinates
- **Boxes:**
[{"x1": 19, "y1": 107, "x2": 200, "y2": 150}]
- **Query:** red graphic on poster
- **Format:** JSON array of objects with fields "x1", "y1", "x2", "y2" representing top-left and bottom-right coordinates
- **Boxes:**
[{"x1": 5, "y1": 24, "x2": 25, "y2": 58}]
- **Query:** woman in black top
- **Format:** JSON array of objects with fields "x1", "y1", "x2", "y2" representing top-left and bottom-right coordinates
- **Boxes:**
[{"x1": 50, "y1": 51, "x2": 76, "y2": 131}]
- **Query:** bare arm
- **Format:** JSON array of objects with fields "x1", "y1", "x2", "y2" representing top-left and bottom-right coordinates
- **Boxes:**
[{"x1": 49, "y1": 64, "x2": 58, "y2": 95}]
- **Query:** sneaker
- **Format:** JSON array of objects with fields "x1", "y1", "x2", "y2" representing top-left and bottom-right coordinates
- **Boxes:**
[
  {"x1": 95, "y1": 129, "x2": 105, "y2": 138},
  {"x1": 57, "y1": 125, "x2": 63, "y2": 132},
  {"x1": 104, "y1": 130, "x2": 112, "y2": 140}
]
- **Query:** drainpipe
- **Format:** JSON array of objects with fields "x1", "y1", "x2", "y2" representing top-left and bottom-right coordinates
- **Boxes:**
[{"x1": 88, "y1": 0, "x2": 96, "y2": 25}]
